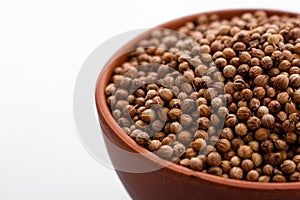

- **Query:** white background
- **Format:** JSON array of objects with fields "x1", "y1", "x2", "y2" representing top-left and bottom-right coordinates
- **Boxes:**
[{"x1": 0, "y1": 0, "x2": 298, "y2": 199}]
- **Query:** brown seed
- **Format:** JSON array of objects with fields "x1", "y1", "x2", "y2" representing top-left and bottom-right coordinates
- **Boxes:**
[
  {"x1": 197, "y1": 104, "x2": 211, "y2": 117},
  {"x1": 285, "y1": 132, "x2": 297, "y2": 144},
  {"x1": 274, "y1": 74, "x2": 289, "y2": 90},
  {"x1": 172, "y1": 143, "x2": 185, "y2": 157},
  {"x1": 231, "y1": 138, "x2": 244, "y2": 151},
  {"x1": 235, "y1": 123, "x2": 248, "y2": 136},
  {"x1": 264, "y1": 45, "x2": 275, "y2": 55},
  {"x1": 277, "y1": 92, "x2": 289, "y2": 104},
  {"x1": 230, "y1": 167, "x2": 243, "y2": 180},
  {"x1": 247, "y1": 170, "x2": 259, "y2": 181},
  {"x1": 268, "y1": 34, "x2": 282, "y2": 45},
  {"x1": 281, "y1": 160, "x2": 296, "y2": 174},
  {"x1": 276, "y1": 111, "x2": 287, "y2": 122},
  {"x1": 258, "y1": 175, "x2": 271, "y2": 182},
  {"x1": 268, "y1": 68, "x2": 280, "y2": 77},
  {"x1": 196, "y1": 97, "x2": 207, "y2": 106},
  {"x1": 249, "y1": 98, "x2": 260, "y2": 111},
  {"x1": 136, "y1": 132, "x2": 150, "y2": 145},
  {"x1": 228, "y1": 103, "x2": 238, "y2": 113},
  {"x1": 198, "y1": 117, "x2": 210, "y2": 129},
  {"x1": 249, "y1": 66, "x2": 263, "y2": 77},
  {"x1": 180, "y1": 114, "x2": 193, "y2": 127},
  {"x1": 168, "y1": 108, "x2": 182, "y2": 121},
  {"x1": 290, "y1": 172, "x2": 300, "y2": 181},
  {"x1": 263, "y1": 164, "x2": 274, "y2": 176},
  {"x1": 294, "y1": 43, "x2": 300, "y2": 53},
  {"x1": 289, "y1": 66, "x2": 300, "y2": 75},
  {"x1": 271, "y1": 50, "x2": 284, "y2": 62},
  {"x1": 239, "y1": 51, "x2": 251, "y2": 63},
  {"x1": 140, "y1": 109, "x2": 156, "y2": 123},
  {"x1": 229, "y1": 57, "x2": 241, "y2": 68},
  {"x1": 274, "y1": 139, "x2": 288, "y2": 151},
  {"x1": 177, "y1": 131, "x2": 193, "y2": 144},
  {"x1": 153, "y1": 132, "x2": 166, "y2": 141},
  {"x1": 279, "y1": 60, "x2": 291, "y2": 71},
  {"x1": 179, "y1": 158, "x2": 190, "y2": 167},
  {"x1": 157, "y1": 145, "x2": 173, "y2": 159},
  {"x1": 229, "y1": 155, "x2": 241, "y2": 166},
  {"x1": 216, "y1": 138, "x2": 231, "y2": 153},
  {"x1": 221, "y1": 160, "x2": 232, "y2": 174},
  {"x1": 223, "y1": 48, "x2": 236, "y2": 59},
  {"x1": 224, "y1": 150, "x2": 236, "y2": 161},
  {"x1": 223, "y1": 65, "x2": 237, "y2": 78},
  {"x1": 282, "y1": 120, "x2": 295, "y2": 132},
  {"x1": 183, "y1": 70, "x2": 195, "y2": 83},
  {"x1": 148, "y1": 140, "x2": 162, "y2": 151},
  {"x1": 238, "y1": 30, "x2": 251, "y2": 44},
  {"x1": 215, "y1": 57, "x2": 227, "y2": 68},
  {"x1": 237, "y1": 107, "x2": 252, "y2": 120},
  {"x1": 252, "y1": 152, "x2": 263, "y2": 167},
  {"x1": 249, "y1": 141, "x2": 260, "y2": 152},
  {"x1": 285, "y1": 101, "x2": 297, "y2": 114},
  {"x1": 158, "y1": 88, "x2": 173, "y2": 101},
  {"x1": 241, "y1": 159, "x2": 254, "y2": 172},
  {"x1": 289, "y1": 74, "x2": 300, "y2": 88},
  {"x1": 207, "y1": 152, "x2": 222, "y2": 166},
  {"x1": 238, "y1": 64, "x2": 250, "y2": 76},
  {"x1": 233, "y1": 42, "x2": 246, "y2": 51},
  {"x1": 192, "y1": 138, "x2": 206, "y2": 151},
  {"x1": 268, "y1": 100, "x2": 281, "y2": 113},
  {"x1": 255, "y1": 128, "x2": 270, "y2": 141},
  {"x1": 237, "y1": 145, "x2": 253, "y2": 159},
  {"x1": 261, "y1": 140, "x2": 274, "y2": 153},
  {"x1": 253, "y1": 87, "x2": 266, "y2": 99},
  {"x1": 262, "y1": 114, "x2": 275, "y2": 129},
  {"x1": 207, "y1": 166, "x2": 223, "y2": 176},
  {"x1": 266, "y1": 87, "x2": 276, "y2": 98},
  {"x1": 264, "y1": 152, "x2": 284, "y2": 166},
  {"x1": 289, "y1": 112, "x2": 299, "y2": 123},
  {"x1": 254, "y1": 75, "x2": 269, "y2": 87},
  {"x1": 249, "y1": 47, "x2": 264, "y2": 58},
  {"x1": 220, "y1": 127, "x2": 234, "y2": 140},
  {"x1": 247, "y1": 116, "x2": 261, "y2": 130},
  {"x1": 211, "y1": 40, "x2": 224, "y2": 52},
  {"x1": 194, "y1": 130, "x2": 208, "y2": 140},
  {"x1": 184, "y1": 148, "x2": 197, "y2": 159},
  {"x1": 272, "y1": 175, "x2": 286, "y2": 182},
  {"x1": 293, "y1": 89, "x2": 300, "y2": 103},
  {"x1": 293, "y1": 155, "x2": 300, "y2": 164},
  {"x1": 190, "y1": 157, "x2": 204, "y2": 171},
  {"x1": 241, "y1": 89, "x2": 253, "y2": 100}
]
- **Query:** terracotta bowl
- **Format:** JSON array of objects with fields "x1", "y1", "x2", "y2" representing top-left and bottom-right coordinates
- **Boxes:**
[{"x1": 96, "y1": 9, "x2": 300, "y2": 200}]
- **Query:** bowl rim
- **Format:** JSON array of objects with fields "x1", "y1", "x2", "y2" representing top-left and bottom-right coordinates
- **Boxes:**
[{"x1": 96, "y1": 8, "x2": 300, "y2": 189}]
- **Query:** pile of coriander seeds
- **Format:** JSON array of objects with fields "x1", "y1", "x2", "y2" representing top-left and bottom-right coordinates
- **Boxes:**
[{"x1": 105, "y1": 11, "x2": 300, "y2": 182}]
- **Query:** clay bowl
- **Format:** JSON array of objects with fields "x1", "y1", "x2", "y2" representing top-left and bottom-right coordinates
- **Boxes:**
[{"x1": 96, "y1": 9, "x2": 300, "y2": 200}]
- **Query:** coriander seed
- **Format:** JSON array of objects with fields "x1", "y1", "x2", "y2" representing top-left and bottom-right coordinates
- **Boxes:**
[
  {"x1": 262, "y1": 114, "x2": 275, "y2": 129},
  {"x1": 207, "y1": 152, "x2": 222, "y2": 166},
  {"x1": 247, "y1": 170, "x2": 259, "y2": 181},
  {"x1": 230, "y1": 167, "x2": 243, "y2": 180},
  {"x1": 281, "y1": 160, "x2": 296, "y2": 174},
  {"x1": 237, "y1": 145, "x2": 253, "y2": 159},
  {"x1": 190, "y1": 157, "x2": 204, "y2": 171},
  {"x1": 157, "y1": 145, "x2": 173, "y2": 159}
]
